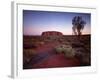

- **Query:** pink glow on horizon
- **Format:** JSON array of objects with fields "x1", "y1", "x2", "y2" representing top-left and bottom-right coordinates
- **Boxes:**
[{"x1": 24, "y1": 25, "x2": 91, "y2": 35}]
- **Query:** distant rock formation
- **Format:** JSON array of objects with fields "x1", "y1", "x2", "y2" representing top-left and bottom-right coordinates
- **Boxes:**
[{"x1": 41, "y1": 31, "x2": 63, "y2": 36}]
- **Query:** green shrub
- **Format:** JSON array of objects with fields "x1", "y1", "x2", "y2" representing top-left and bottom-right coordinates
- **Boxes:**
[
  {"x1": 64, "y1": 48, "x2": 75, "y2": 58},
  {"x1": 55, "y1": 46, "x2": 63, "y2": 54},
  {"x1": 55, "y1": 45, "x2": 75, "y2": 58}
]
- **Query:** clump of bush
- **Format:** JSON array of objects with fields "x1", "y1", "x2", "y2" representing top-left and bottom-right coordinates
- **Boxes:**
[
  {"x1": 38, "y1": 41, "x2": 45, "y2": 46},
  {"x1": 23, "y1": 49, "x2": 36, "y2": 63},
  {"x1": 55, "y1": 45, "x2": 75, "y2": 58}
]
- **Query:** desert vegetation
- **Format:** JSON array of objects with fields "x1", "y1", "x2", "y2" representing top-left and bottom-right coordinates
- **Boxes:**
[
  {"x1": 55, "y1": 44, "x2": 75, "y2": 58},
  {"x1": 72, "y1": 16, "x2": 86, "y2": 36},
  {"x1": 23, "y1": 34, "x2": 91, "y2": 69}
]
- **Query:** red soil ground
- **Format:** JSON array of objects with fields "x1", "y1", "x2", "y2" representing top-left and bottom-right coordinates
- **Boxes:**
[
  {"x1": 30, "y1": 41, "x2": 80, "y2": 69},
  {"x1": 33, "y1": 54, "x2": 80, "y2": 68}
]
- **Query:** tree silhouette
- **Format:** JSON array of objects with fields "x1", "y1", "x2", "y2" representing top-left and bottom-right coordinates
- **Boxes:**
[{"x1": 72, "y1": 16, "x2": 86, "y2": 36}]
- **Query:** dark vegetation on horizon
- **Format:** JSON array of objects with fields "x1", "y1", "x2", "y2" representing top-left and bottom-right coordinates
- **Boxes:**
[{"x1": 24, "y1": 34, "x2": 90, "y2": 37}]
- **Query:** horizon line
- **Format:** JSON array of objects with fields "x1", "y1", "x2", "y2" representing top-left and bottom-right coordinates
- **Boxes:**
[{"x1": 23, "y1": 34, "x2": 91, "y2": 36}]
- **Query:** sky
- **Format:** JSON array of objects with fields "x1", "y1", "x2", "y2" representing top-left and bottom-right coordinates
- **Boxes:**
[{"x1": 23, "y1": 10, "x2": 91, "y2": 35}]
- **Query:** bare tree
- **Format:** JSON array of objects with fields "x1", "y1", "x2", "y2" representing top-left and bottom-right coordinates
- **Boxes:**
[{"x1": 72, "y1": 16, "x2": 86, "y2": 36}]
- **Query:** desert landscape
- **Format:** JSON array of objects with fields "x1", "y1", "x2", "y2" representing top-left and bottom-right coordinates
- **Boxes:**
[
  {"x1": 23, "y1": 32, "x2": 91, "y2": 69},
  {"x1": 23, "y1": 10, "x2": 91, "y2": 69}
]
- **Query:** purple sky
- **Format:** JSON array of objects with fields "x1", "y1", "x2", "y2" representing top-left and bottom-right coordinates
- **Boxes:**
[{"x1": 23, "y1": 10, "x2": 91, "y2": 35}]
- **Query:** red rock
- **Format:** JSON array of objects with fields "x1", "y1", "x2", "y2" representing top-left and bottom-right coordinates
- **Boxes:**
[{"x1": 41, "y1": 31, "x2": 63, "y2": 36}]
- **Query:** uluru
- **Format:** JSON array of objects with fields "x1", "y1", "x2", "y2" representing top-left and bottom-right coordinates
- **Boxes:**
[{"x1": 41, "y1": 31, "x2": 63, "y2": 36}]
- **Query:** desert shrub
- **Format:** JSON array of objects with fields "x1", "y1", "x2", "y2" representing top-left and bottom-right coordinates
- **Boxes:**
[
  {"x1": 44, "y1": 36, "x2": 60, "y2": 42},
  {"x1": 23, "y1": 43, "x2": 37, "y2": 49},
  {"x1": 55, "y1": 45, "x2": 75, "y2": 58},
  {"x1": 23, "y1": 40, "x2": 40, "y2": 49},
  {"x1": 55, "y1": 45, "x2": 63, "y2": 54},
  {"x1": 71, "y1": 42, "x2": 84, "y2": 48},
  {"x1": 63, "y1": 45, "x2": 75, "y2": 58},
  {"x1": 23, "y1": 49, "x2": 36, "y2": 62},
  {"x1": 62, "y1": 42, "x2": 70, "y2": 45},
  {"x1": 74, "y1": 48, "x2": 85, "y2": 56},
  {"x1": 39, "y1": 41, "x2": 45, "y2": 45},
  {"x1": 81, "y1": 53, "x2": 90, "y2": 65}
]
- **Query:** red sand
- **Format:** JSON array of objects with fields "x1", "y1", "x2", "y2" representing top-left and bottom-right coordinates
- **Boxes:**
[
  {"x1": 33, "y1": 53, "x2": 80, "y2": 68},
  {"x1": 30, "y1": 42, "x2": 80, "y2": 68},
  {"x1": 35, "y1": 41, "x2": 59, "y2": 53}
]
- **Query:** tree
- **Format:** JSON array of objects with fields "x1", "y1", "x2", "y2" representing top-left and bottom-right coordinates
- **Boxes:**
[{"x1": 72, "y1": 16, "x2": 86, "y2": 36}]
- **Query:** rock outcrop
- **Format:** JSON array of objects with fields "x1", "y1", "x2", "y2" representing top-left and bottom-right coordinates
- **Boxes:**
[{"x1": 41, "y1": 31, "x2": 63, "y2": 36}]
